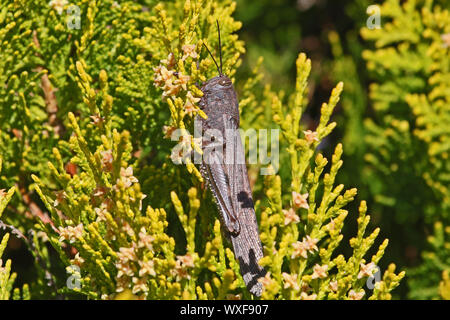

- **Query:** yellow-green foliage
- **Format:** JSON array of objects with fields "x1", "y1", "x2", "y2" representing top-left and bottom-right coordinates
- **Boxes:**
[
  {"x1": 0, "y1": 0, "x2": 405, "y2": 299},
  {"x1": 0, "y1": 233, "x2": 14, "y2": 300},
  {"x1": 0, "y1": 159, "x2": 30, "y2": 300},
  {"x1": 440, "y1": 270, "x2": 450, "y2": 300},
  {"x1": 361, "y1": 0, "x2": 450, "y2": 216},
  {"x1": 254, "y1": 54, "x2": 403, "y2": 299},
  {"x1": 0, "y1": 158, "x2": 14, "y2": 300},
  {"x1": 361, "y1": 0, "x2": 450, "y2": 299},
  {"x1": 32, "y1": 110, "x2": 249, "y2": 299}
]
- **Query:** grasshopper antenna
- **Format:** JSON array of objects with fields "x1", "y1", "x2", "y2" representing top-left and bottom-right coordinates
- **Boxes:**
[
  {"x1": 216, "y1": 20, "x2": 223, "y2": 76},
  {"x1": 202, "y1": 42, "x2": 221, "y2": 76}
]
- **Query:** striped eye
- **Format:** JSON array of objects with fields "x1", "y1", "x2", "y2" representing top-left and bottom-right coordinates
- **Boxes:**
[{"x1": 219, "y1": 78, "x2": 231, "y2": 86}]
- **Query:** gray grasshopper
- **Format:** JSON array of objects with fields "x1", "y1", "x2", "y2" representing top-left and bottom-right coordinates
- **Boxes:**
[{"x1": 197, "y1": 22, "x2": 266, "y2": 297}]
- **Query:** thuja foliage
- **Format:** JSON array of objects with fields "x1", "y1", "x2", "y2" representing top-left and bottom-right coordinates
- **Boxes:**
[
  {"x1": 253, "y1": 54, "x2": 404, "y2": 300},
  {"x1": 360, "y1": 0, "x2": 450, "y2": 299},
  {"x1": 0, "y1": 159, "x2": 30, "y2": 300},
  {"x1": 0, "y1": 0, "x2": 404, "y2": 299}
]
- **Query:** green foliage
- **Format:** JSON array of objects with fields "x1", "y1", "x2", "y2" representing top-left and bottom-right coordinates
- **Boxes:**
[
  {"x1": 439, "y1": 270, "x2": 450, "y2": 300},
  {"x1": 0, "y1": 0, "x2": 406, "y2": 300},
  {"x1": 360, "y1": 0, "x2": 450, "y2": 299},
  {"x1": 0, "y1": 159, "x2": 30, "y2": 300},
  {"x1": 361, "y1": 0, "x2": 450, "y2": 221},
  {"x1": 256, "y1": 53, "x2": 403, "y2": 300},
  {"x1": 407, "y1": 222, "x2": 450, "y2": 299},
  {"x1": 0, "y1": 233, "x2": 15, "y2": 300}
]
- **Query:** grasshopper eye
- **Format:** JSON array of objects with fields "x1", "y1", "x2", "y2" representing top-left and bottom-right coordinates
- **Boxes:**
[{"x1": 219, "y1": 78, "x2": 231, "y2": 86}]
